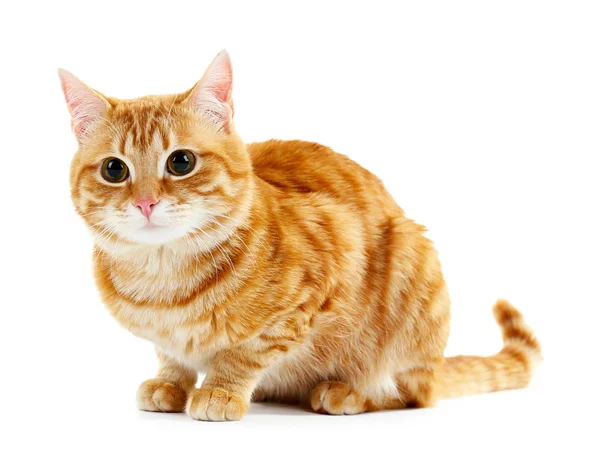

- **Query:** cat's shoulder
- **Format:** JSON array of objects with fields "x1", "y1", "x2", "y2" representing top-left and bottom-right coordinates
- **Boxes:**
[
  {"x1": 247, "y1": 139, "x2": 337, "y2": 164},
  {"x1": 246, "y1": 139, "x2": 394, "y2": 208},
  {"x1": 247, "y1": 139, "x2": 372, "y2": 178}
]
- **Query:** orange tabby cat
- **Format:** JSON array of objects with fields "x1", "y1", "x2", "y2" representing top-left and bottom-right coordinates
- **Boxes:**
[{"x1": 60, "y1": 50, "x2": 541, "y2": 421}]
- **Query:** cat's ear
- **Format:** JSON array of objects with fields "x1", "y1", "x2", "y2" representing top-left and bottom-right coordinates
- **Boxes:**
[
  {"x1": 187, "y1": 50, "x2": 234, "y2": 132},
  {"x1": 58, "y1": 69, "x2": 111, "y2": 142}
]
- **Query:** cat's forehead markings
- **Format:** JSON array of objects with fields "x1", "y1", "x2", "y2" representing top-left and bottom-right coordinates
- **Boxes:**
[
  {"x1": 110, "y1": 134, "x2": 127, "y2": 158},
  {"x1": 121, "y1": 131, "x2": 135, "y2": 157},
  {"x1": 114, "y1": 104, "x2": 172, "y2": 156}
]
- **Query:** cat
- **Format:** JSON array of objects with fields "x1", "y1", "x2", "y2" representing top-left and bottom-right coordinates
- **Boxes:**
[{"x1": 60, "y1": 50, "x2": 541, "y2": 421}]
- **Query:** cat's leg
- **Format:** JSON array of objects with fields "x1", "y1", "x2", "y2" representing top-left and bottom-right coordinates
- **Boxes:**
[
  {"x1": 392, "y1": 365, "x2": 439, "y2": 408},
  {"x1": 186, "y1": 341, "x2": 294, "y2": 421},
  {"x1": 310, "y1": 365, "x2": 440, "y2": 415},
  {"x1": 310, "y1": 381, "x2": 369, "y2": 415},
  {"x1": 137, "y1": 351, "x2": 198, "y2": 413}
]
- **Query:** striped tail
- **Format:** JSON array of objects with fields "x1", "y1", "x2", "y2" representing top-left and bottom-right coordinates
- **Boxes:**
[{"x1": 436, "y1": 300, "x2": 542, "y2": 399}]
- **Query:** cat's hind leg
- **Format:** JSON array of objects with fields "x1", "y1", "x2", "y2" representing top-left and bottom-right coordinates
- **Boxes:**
[
  {"x1": 310, "y1": 381, "x2": 369, "y2": 415},
  {"x1": 310, "y1": 365, "x2": 439, "y2": 415}
]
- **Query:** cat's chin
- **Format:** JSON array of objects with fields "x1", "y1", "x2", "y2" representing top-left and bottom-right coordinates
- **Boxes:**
[{"x1": 121, "y1": 225, "x2": 189, "y2": 246}]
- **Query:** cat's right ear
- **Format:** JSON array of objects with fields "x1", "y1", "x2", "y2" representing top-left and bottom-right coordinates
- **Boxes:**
[
  {"x1": 58, "y1": 69, "x2": 111, "y2": 142},
  {"x1": 186, "y1": 50, "x2": 234, "y2": 133}
]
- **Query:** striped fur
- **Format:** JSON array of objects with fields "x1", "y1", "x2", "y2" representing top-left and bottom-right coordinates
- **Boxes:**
[{"x1": 61, "y1": 51, "x2": 541, "y2": 421}]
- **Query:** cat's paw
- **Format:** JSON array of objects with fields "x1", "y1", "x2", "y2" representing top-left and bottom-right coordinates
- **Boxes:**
[
  {"x1": 137, "y1": 378, "x2": 188, "y2": 412},
  {"x1": 186, "y1": 387, "x2": 248, "y2": 421},
  {"x1": 310, "y1": 381, "x2": 368, "y2": 415}
]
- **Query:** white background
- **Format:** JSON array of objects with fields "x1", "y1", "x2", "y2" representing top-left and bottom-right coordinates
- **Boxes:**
[{"x1": 1, "y1": 1, "x2": 598, "y2": 454}]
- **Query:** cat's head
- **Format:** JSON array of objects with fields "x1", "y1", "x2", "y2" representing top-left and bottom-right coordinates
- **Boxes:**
[{"x1": 61, "y1": 51, "x2": 253, "y2": 250}]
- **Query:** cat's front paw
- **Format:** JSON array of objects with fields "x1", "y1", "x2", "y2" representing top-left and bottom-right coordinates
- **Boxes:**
[
  {"x1": 137, "y1": 378, "x2": 188, "y2": 412},
  {"x1": 186, "y1": 387, "x2": 248, "y2": 421}
]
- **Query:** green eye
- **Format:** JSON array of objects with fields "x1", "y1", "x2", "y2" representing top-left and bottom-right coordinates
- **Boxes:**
[
  {"x1": 167, "y1": 150, "x2": 196, "y2": 176},
  {"x1": 101, "y1": 158, "x2": 129, "y2": 183}
]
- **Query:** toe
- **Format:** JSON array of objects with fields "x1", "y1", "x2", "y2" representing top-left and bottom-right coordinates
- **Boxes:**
[
  {"x1": 137, "y1": 379, "x2": 187, "y2": 412},
  {"x1": 205, "y1": 389, "x2": 229, "y2": 421},
  {"x1": 310, "y1": 381, "x2": 367, "y2": 415},
  {"x1": 321, "y1": 382, "x2": 352, "y2": 415},
  {"x1": 187, "y1": 388, "x2": 248, "y2": 421},
  {"x1": 187, "y1": 388, "x2": 211, "y2": 420},
  {"x1": 152, "y1": 383, "x2": 187, "y2": 412},
  {"x1": 225, "y1": 395, "x2": 247, "y2": 421}
]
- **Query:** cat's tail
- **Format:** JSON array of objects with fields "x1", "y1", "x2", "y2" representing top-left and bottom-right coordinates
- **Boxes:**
[{"x1": 435, "y1": 300, "x2": 542, "y2": 399}]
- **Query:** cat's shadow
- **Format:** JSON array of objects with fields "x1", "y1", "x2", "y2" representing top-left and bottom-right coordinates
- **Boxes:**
[
  {"x1": 137, "y1": 402, "x2": 312, "y2": 421},
  {"x1": 249, "y1": 402, "x2": 313, "y2": 416}
]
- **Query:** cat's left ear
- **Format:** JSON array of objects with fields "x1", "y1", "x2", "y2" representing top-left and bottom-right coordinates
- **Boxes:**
[
  {"x1": 187, "y1": 50, "x2": 234, "y2": 132},
  {"x1": 58, "y1": 69, "x2": 111, "y2": 142}
]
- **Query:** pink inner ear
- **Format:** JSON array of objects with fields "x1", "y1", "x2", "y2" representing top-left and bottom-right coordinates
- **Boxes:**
[
  {"x1": 210, "y1": 58, "x2": 233, "y2": 103},
  {"x1": 58, "y1": 69, "x2": 108, "y2": 140},
  {"x1": 64, "y1": 93, "x2": 91, "y2": 138},
  {"x1": 190, "y1": 51, "x2": 234, "y2": 129},
  {"x1": 212, "y1": 80, "x2": 232, "y2": 104}
]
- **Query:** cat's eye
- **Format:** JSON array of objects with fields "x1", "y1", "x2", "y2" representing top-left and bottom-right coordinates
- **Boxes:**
[
  {"x1": 166, "y1": 150, "x2": 196, "y2": 176},
  {"x1": 101, "y1": 158, "x2": 129, "y2": 183}
]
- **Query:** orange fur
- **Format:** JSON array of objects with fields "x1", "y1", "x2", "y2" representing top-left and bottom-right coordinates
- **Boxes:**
[{"x1": 61, "y1": 51, "x2": 541, "y2": 421}]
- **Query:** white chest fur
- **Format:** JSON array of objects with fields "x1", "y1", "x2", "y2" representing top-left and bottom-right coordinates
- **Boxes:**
[
  {"x1": 101, "y1": 243, "x2": 236, "y2": 371},
  {"x1": 130, "y1": 319, "x2": 227, "y2": 372}
]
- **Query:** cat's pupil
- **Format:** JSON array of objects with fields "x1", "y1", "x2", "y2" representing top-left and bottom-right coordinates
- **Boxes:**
[
  {"x1": 101, "y1": 157, "x2": 128, "y2": 183},
  {"x1": 171, "y1": 152, "x2": 190, "y2": 171},
  {"x1": 167, "y1": 150, "x2": 195, "y2": 176},
  {"x1": 106, "y1": 160, "x2": 125, "y2": 178}
]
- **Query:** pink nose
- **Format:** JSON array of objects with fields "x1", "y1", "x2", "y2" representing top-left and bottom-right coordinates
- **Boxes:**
[{"x1": 135, "y1": 198, "x2": 159, "y2": 218}]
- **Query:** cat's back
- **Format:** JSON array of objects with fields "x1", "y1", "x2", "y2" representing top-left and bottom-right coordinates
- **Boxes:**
[{"x1": 248, "y1": 139, "x2": 399, "y2": 214}]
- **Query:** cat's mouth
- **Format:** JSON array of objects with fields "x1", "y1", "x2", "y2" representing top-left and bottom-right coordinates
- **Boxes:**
[
  {"x1": 121, "y1": 219, "x2": 190, "y2": 246},
  {"x1": 140, "y1": 221, "x2": 163, "y2": 231}
]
